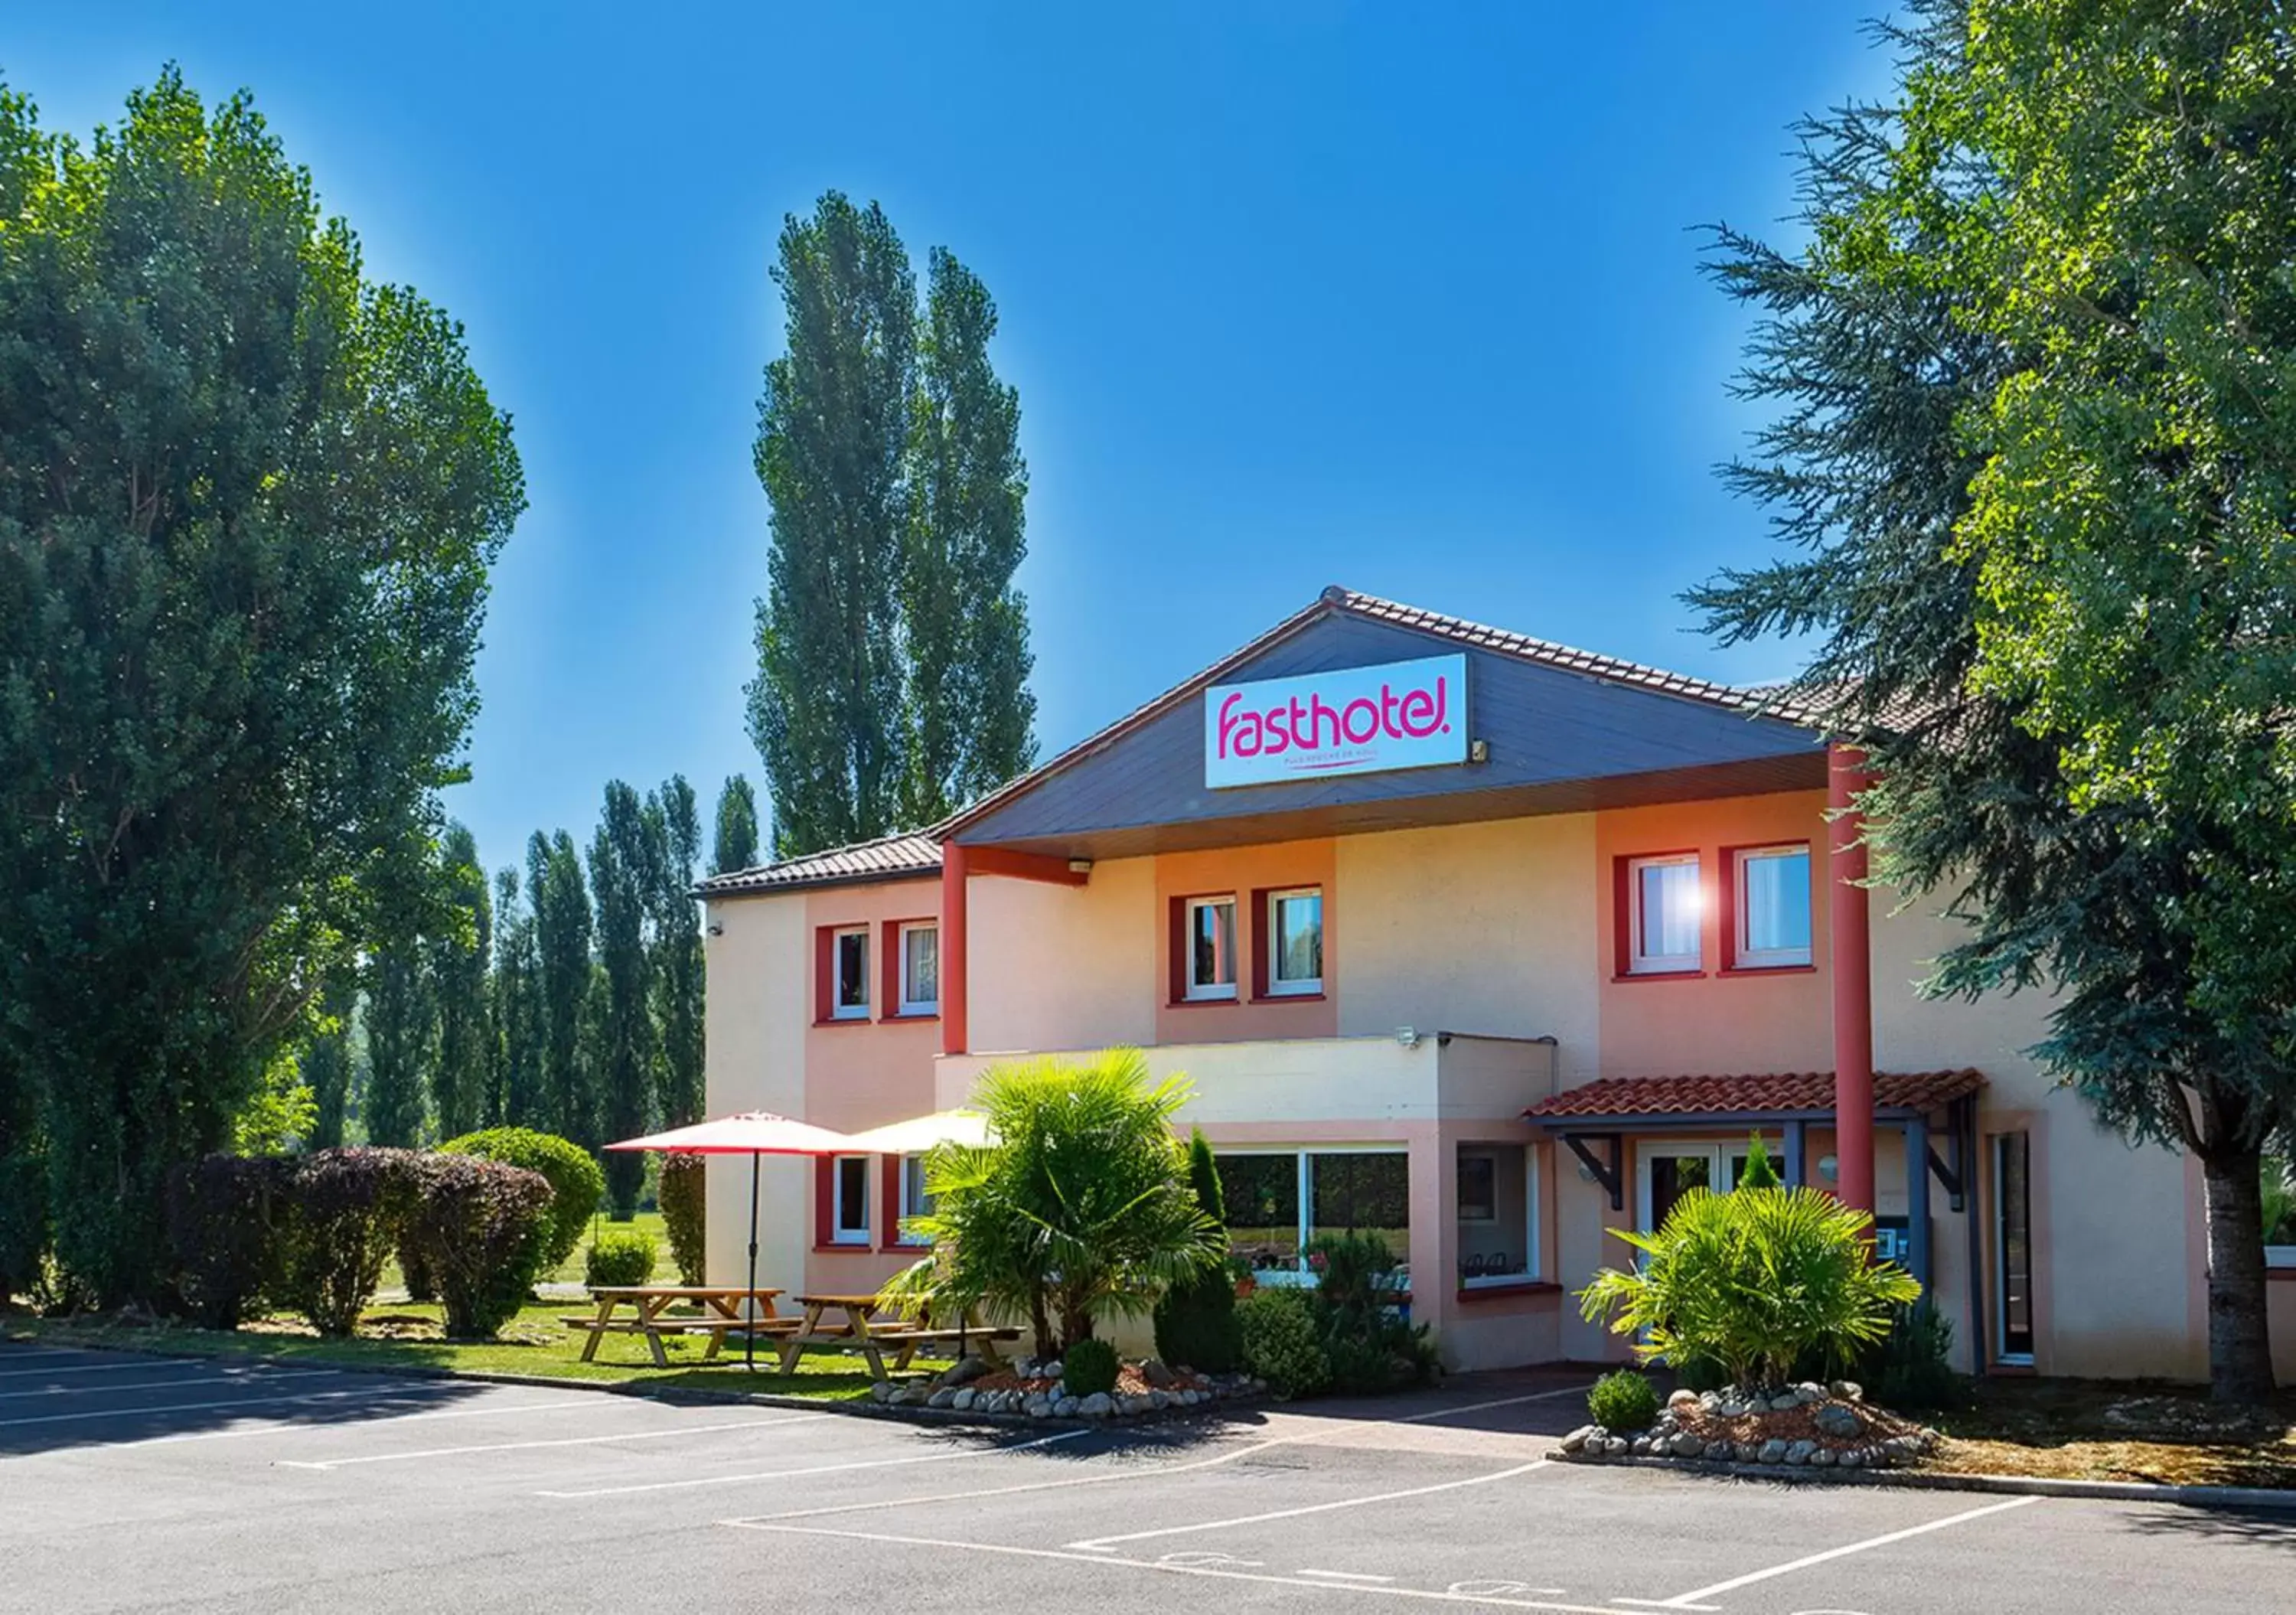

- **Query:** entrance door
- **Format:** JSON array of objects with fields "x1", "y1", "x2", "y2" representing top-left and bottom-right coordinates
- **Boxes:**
[
  {"x1": 1640, "y1": 1146, "x2": 1733, "y2": 1232},
  {"x1": 1994, "y1": 1132, "x2": 2035, "y2": 1362}
]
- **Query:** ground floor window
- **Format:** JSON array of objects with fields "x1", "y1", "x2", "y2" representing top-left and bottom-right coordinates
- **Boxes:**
[
  {"x1": 1215, "y1": 1149, "x2": 1410, "y2": 1287},
  {"x1": 1994, "y1": 1131, "x2": 2034, "y2": 1362},
  {"x1": 831, "y1": 1154, "x2": 871, "y2": 1245},
  {"x1": 892, "y1": 1153, "x2": 934, "y2": 1246},
  {"x1": 1456, "y1": 1144, "x2": 1539, "y2": 1287}
]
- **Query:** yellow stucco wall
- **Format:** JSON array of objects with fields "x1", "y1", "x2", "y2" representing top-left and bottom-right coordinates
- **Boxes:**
[{"x1": 700, "y1": 889, "x2": 812, "y2": 1299}]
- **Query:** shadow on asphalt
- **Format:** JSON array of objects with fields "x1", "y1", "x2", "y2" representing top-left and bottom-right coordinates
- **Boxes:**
[{"x1": 2125, "y1": 1504, "x2": 2296, "y2": 1551}]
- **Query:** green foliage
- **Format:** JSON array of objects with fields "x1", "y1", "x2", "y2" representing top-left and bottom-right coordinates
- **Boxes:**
[
  {"x1": 363, "y1": 944, "x2": 434, "y2": 1148},
  {"x1": 491, "y1": 869, "x2": 543, "y2": 1129},
  {"x1": 1735, "y1": 1136, "x2": 1781, "y2": 1190},
  {"x1": 1153, "y1": 1129, "x2": 1242, "y2": 1372},
  {"x1": 1304, "y1": 1230, "x2": 1436, "y2": 1395},
  {"x1": 403, "y1": 1153, "x2": 553, "y2": 1339},
  {"x1": 1237, "y1": 1287, "x2": 1329, "y2": 1399},
  {"x1": 2266, "y1": 1158, "x2": 2296, "y2": 1247},
  {"x1": 527, "y1": 832, "x2": 595, "y2": 1144},
  {"x1": 1671, "y1": 1353, "x2": 1730, "y2": 1395},
  {"x1": 165, "y1": 1155, "x2": 292, "y2": 1330},
  {"x1": 584, "y1": 1227, "x2": 658, "y2": 1289},
  {"x1": 0, "y1": 71, "x2": 521, "y2": 1304},
  {"x1": 651, "y1": 776, "x2": 705, "y2": 1130},
  {"x1": 713, "y1": 775, "x2": 760, "y2": 876},
  {"x1": 879, "y1": 1049, "x2": 1223, "y2": 1356},
  {"x1": 280, "y1": 1148, "x2": 422, "y2": 1336},
  {"x1": 439, "y1": 1127, "x2": 605, "y2": 1273},
  {"x1": 1689, "y1": 0, "x2": 2295, "y2": 1401},
  {"x1": 1062, "y1": 1336, "x2": 1120, "y2": 1399},
  {"x1": 301, "y1": 979, "x2": 357, "y2": 1150},
  {"x1": 1587, "y1": 1369, "x2": 1660, "y2": 1433},
  {"x1": 1577, "y1": 1186, "x2": 1920, "y2": 1389},
  {"x1": 746, "y1": 193, "x2": 1035, "y2": 856},
  {"x1": 1859, "y1": 1301, "x2": 1964, "y2": 1412},
  {"x1": 231, "y1": 1051, "x2": 318, "y2": 1157},
  {"x1": 659, "y1": 1152, "x2": 708, "y2": 1286},
  {"x1": 588, "y1": 782, "x2": 660, "y2": 1215},
  {"x1": 429, "y1": 824, "x2": 494, "y2": 1142}
]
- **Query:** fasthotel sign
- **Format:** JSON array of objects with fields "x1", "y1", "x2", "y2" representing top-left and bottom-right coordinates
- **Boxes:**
[{"x1": 1204, "y1": 654, "x2": 1468, "y2": 788}]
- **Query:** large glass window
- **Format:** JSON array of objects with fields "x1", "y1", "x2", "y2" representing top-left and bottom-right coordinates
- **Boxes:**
[
  {"x1": 1735, "y1": 845, "x2": 1813, "y2": 968},
  {"x1": 1215, "y1": 1150, "x2": 1411, "y2": 1284},
  {"x1": 899, "y1": 922, "x2": 939, "y2": 1016},
  {"x1": 831, "y1": 927, "x2": 870, "y2": 1019},
  {"x1": 1994, "y1": 1132, "x2": 2033, "y2": 1361},
  {"x1": 831, "y1": 1155, "x2": 870, "y2": 1244},
  {"x1": 1456, "y1": 1144, "x2": 1538, "y2": 1287},
  {"x1": 1628, "y1": 854, "x2": 1701, "y2": 974},
  {"x1": 1184, "y1": 896, "x2": 1238, "y2": 1000},
  {"x1": 1267, "y1": 888, "x2": 1324, "y2": 996}
]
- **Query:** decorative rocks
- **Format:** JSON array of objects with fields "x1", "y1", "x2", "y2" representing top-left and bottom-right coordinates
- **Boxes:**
[
  {"x1": 1551, "y1": 1382, "x2": 1941, "y2": 1477},
  {"x1": 1077, "y1": 1392, "x2": 1114, "y2": 1418},
  {"x1": 869, "y1": 1360, "x2": 1259, "y2": 1425},
  {"x1": 1814, "y1": 1403, "x2": 1864, "y2": 1439}
]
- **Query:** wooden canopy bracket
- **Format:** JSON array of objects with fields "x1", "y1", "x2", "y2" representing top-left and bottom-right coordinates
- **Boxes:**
[{"x1": 1563, "y1": 1132, "x2": 1623, "y2": 1212}]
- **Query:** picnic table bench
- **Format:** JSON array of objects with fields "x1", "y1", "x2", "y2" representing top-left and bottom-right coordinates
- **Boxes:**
[
  {"x1": 561, "y1": 1285, "x2": 788, "y2": 1368},
  {"x1": 774, "y1": 1293, "x2": 1019, "y2": 1379}
]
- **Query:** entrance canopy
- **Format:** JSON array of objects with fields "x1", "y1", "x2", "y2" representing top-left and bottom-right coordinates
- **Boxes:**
[{"x1": 1525, "y1": 1069, "x2": 1985, "y2": 1131}]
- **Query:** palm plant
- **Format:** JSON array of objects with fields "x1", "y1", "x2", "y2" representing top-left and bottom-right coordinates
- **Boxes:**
[
  {"x1": 1576, "y1": 1185, "x2": 1920, "y2": 1390},
  {"x1": 2264, "y1": 1155, "x2": 2296, "y2": 1247},
  {"x1": 880, "y1": 1049, "x2": 1224, "y2": 1356}
]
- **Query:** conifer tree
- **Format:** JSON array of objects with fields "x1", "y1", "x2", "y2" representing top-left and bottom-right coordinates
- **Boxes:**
[{"x1": 528, "y1": 830, "x2": 595, "y2": 1144}]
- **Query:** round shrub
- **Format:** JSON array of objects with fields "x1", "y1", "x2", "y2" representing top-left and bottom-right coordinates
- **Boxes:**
[
  {"x1": 658, "y1": 1152, "x2": 707, "y2": 1286},
  {"x1": 1062, "y1": 1336, "x2": 1120, "y2": 1399},
  {"x1": 439, "y1": 1127, "x2": 604, "y2": 1274},
  {"x1": 280, "y1": 1147, "x2": 422, "y2": 1336},
  {"x1": 1587, "y1": 1368, "x2": 1659, "y2": 1432},
  {"x1": 585, "y1": 1228, "x2": 657, "y2": 1289},
  {"x1": 165, "y1": 1153, "x2": 292, "y2": 1330},
  {"x1": 401, "y1": 1153, "x2": 555, "y2": 1339},
  {"x1": 1238, "y1": 1287, "x2": 1330, "y2": 1398}
]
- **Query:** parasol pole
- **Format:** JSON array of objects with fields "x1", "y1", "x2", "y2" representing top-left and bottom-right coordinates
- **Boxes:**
[{"x1": 745, "y1": 1148, "x2": 761, "y2": 1372}]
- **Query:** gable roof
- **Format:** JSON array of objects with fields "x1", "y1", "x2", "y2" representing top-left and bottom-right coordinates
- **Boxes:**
[
  {"x1": 940, "y1": 586, "x2": 1820, "y2": 851},
  {"x1": 696, "y1": 831, "x2": 942, "y2": 899}
]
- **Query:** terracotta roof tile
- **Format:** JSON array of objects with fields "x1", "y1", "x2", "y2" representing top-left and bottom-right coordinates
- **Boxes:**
[
  {"x1": 696, "y1": 831, "x2": 943, "y2": 898},
  {"x1": 1525, "y1": 1069, "x2": 1985, "y2": 1121}
]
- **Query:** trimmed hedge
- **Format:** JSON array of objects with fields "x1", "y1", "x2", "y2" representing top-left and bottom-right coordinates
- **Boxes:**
[
  {"x1": 280, "y1": 1147, "x2": 421, "y2": 1336},
  {"x1": 1062, "y1": 1336, "x2": 1120, "y2": 1398},
  {"x1": 440, "y1": 1127, "x2": 604, "y2": 1274},
  {"x1": 1588, "y1": 1369, "x2": 1659, "y2": 1431},
  {"x1": 400, "y1": 1153, "x2": 555, "y2": 1339},
  {"x1": 659, "y1": 1152, "x2": 706, "y2": 1286},
  {"x1": 165, "y1": 1154, "x2": 292, "y2": 1330},
  {"x1": 1238, "y1": 1287, "x2": 1329, "y2": 1398},
  {"x1": 585, "y1": 1228, "x2": 657, "y2": 1288}
]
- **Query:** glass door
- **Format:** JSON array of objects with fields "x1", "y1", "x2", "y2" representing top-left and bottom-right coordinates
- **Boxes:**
[
  {"x1": 1994, "y1": 1132, "x2": 2034, "y2": 1362},
  {"x1": 1641, "y1": 1146, "x2": 1733, "y2": 1232}
]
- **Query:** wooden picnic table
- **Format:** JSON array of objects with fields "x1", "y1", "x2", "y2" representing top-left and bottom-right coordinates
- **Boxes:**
[
  {"x1": 773, "y1": 1292, "x2": 1017, "y2": 1378},
  {"x1": 561, "y1": 1285, "x2": 788, "y2": 1369}
]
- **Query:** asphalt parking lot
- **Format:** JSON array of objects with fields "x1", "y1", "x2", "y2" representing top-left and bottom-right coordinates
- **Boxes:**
[{"x1": 5, "y1": 1342, "x2": 2292, "y2": 1613}]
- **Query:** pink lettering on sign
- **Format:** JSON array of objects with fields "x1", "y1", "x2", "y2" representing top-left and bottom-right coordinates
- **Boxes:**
[{"x1": 1215, "y1": 673, "x2": 1452, "y2": 762}]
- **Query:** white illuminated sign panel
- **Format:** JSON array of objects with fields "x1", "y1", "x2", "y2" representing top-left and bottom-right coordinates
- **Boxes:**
[{"x1": 1204, "y1": 654, "x2": 1468, "y2": 789}]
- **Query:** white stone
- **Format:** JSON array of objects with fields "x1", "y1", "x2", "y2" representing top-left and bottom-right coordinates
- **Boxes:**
[
  {"x1": 1670, "y1": 1431, "x2": 1704, "y2": 1457},
  {"x1": 1560, "y1": 1424, "x2": 1596, "y2": 1454},
  {"x1": 927, "y1": 1388, "x2": 956, "y2": 1409},
  {"x1": 1769, "y1": 1393, "x2": 1802, "y2": 1411},
  {"x1": 951, "y1": 1388, "x2": 976, "y2": 1411},
  {"x1": 1078, "y1": 1392, "x2": 1114, "y2": 1418},
  {"x1": 1024, "y1": 1395, "x2": 1053, "y2": 1418},
  {"x1": 1054, "y1": 1396, "x2": 1080, "y2": 1417}
]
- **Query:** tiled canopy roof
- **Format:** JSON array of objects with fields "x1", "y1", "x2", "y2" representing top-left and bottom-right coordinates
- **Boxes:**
[
  {"x1": 1525, "y1": 1069, "x2": 1986, "y2": 1122},
  {"x1": 696, "y1": 831, "x2": 944, "y2": 898}
]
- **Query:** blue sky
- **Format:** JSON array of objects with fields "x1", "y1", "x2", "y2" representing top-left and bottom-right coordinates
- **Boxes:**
[{"x1": 9, "y1": 4, "x2": 1890, "y2": 878}]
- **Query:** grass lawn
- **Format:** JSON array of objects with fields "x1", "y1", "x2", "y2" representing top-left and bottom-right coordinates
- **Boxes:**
[
  {"x1": 2, "y1": 1298, "x2": 948, "y2": 1402},
  {"x1": 374, "y1": 1210, "x2": 673, "y2": 1297},
  {"x1": 1922, "y1": 1376, "x2": 2296, "y2": 1489}
]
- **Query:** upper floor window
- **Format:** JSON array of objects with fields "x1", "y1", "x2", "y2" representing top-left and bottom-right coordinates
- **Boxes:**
[
  {"x1": 831, "y1": 926, "x2": 870, "y2": 1019},
  {"x1": 898, "y1": 921, "x2": 939, "y2": 1016},
  {"x1": 1183, "y1": 895, "x2": 1238, "y2": 1000},
  {"x1": 1734, "y1": 844, "x2": 1812, "y2": 969},
  {"x1": 1627, "y1": 853, "x2": 1701, "y2": 974},
  {"x1": 1266, "y1": 887, "x2": 1324, "y2": 997}
]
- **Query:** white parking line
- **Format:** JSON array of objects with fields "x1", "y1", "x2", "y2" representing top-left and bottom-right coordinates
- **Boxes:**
[
  {"x1": 278, "y1": 1411, "x2": 840, "y2": 1470},
  {"x1": 0, "y1": 1380, "x2": 438, "y2": 1430},
  {"x1": 727, "y1": 1520, "x2": 1624, "y2": 1613},
  {"x1": 0, "y1": 1356, "x2": 207, "y2": 1378},
  {"x1": 1633, "y1": 1494, "x2": 2043, "y2": 1610},
  {"x1": 0, "y1": 1368, "x2": 334, "y2": 1400},
  {"x1": 723, "y1": 1382, "x2": 1593, "y2": 1529},
  {"x1": 1066, "y1": 1460, "x2": 1551, "y2": 1551},
  {"x1": 85, "y1": 1395, "x2": 602, "y2": 1451},
  {"x1": 1302, "y1": 1568, "x2": 1397, "y2": 1582},
  {"x1": 540, "y1": 1427, "x2": 1091, "y2": 1498}
]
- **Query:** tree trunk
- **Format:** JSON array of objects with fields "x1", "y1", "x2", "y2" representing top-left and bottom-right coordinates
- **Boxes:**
[
  {"x1": 1028, "y1": 1287, "x2": 1053, "y2": 1361},
  {"x1": 2198, "y1": 1140, "x2": 2276, "y2": 1403}
]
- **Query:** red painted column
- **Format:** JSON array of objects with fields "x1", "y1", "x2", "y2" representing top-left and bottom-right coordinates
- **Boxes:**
[
  {"x1": 1829, "y1": 743, "x2": 1876, "y2": 1214},
  {"x1": 940, "y1": 842, "x2": 969, "y2": 1058}
]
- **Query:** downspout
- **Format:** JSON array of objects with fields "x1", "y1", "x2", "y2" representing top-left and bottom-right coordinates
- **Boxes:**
[{"x1": 1828, "y1": 743, "x2": 1876, "y2": 1215}]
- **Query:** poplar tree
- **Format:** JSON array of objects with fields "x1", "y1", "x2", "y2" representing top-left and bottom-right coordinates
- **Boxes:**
[
  {"x1": 528, "y1": 830, "x2": 595, "y2": 1144},
  {"x1": 713, "y1": 774, "x2": 760, "y2": 875},
  {"x1": 1692, "y1": 0, "x2": 2296, "y2": 1399},
  {"x1": 748, "y1": 194, "x2": 1038, "y2": 856},
  {"x1": 652, "y1": 776, "x2": 706, "y2": 1128},
  {"x1": 361, "y1": 945, "x2": 433, "y2": 1148},
  {"x1": 491, "y1": 867, "x2": 544, "y2": 1128},
  {"x1": 589, "y1": 782, "x2": 661, "y2": 1213},
  {"x1": 428, "y1": 824, "x2": 493, "y2": 1140},
  {"x1": 748, "y1": 194, "x2": 913, "y2": 856},
  {"x1": 0, "y1": 71, "x2": 521, "y2": 1301},
  {"x1": 302, "y1": 980, "x2": 356, "y2": 1150}
]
